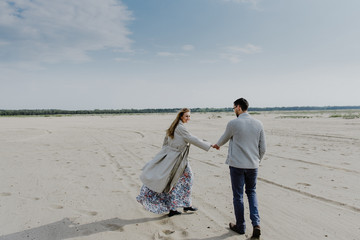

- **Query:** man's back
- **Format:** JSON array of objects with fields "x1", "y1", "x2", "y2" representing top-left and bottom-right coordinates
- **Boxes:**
[{"x1": 216, "y1": 113, "x2": 266, "y2": 169}]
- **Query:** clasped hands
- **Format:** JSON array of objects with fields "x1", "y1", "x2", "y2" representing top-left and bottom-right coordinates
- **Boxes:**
[{"x1": 211, "y1": 144, "x2": 220, "y2": 150}]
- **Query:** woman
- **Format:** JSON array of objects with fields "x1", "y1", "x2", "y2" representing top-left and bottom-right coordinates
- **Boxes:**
[{"x1": 136, "y1": 108, "x2": 212, "y2": 217}]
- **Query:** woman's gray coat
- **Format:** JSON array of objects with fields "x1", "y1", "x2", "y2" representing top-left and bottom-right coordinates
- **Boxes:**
[{"x1": 140, "y1": 121, "x2": 211, "y2": 193}]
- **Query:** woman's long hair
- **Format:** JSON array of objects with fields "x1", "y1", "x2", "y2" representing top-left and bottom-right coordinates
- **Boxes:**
[{"x1": 166, "y1": 108, "x2": 190, "y2": 139}]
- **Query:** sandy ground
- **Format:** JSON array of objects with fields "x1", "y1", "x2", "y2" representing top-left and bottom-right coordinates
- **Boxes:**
[{"x1": 0, "y1": 111, "x2": 359, "y2": 240}]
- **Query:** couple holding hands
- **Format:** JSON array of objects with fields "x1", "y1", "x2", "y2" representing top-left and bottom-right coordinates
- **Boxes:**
[{"x1": 136, "y1": 98, "x2": 266, "y2": 239}]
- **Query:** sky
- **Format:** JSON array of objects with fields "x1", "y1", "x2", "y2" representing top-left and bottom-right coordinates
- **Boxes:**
[{"x1": 1, "y1": 0, "x2": 359, "y2": 110}]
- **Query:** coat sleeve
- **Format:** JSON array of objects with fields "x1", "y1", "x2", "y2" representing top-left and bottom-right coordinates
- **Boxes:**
[
  {"x1": 177, "y1": 124, "x2": 211, "y2": 151},
  {"x1": 162, "y1": 135, "x2": 169, "y2": 147}
]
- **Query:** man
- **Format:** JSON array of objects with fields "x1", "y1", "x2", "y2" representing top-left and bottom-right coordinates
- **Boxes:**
[{"x1": 213, "y1": 98, "x2": 266, "y2": 239}]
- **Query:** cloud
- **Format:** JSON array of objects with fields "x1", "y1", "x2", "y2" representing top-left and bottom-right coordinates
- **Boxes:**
[
  {"x1": 220, "y1": 53, "x2": 242, "y2": 63},
  {"x1": 222, "y1": 0, "x2": 261, "y2": 10},
  {"x1": 114, "y1": 57, "x2": 130, "y2": 62},
  {"x1": 157, "y1": 45, "x2": 194, "y2": 57},
  {"x1": 0, "y1": 41, "x2": 10, "y2": 46},
  {"x1": 157, "y1": 52, "x2": 186, "y2": 57},
  {"x1": 0, "y1": 0, "x2": 133, "y2": 65},
  {"x1": 227, "y1": 44, "x2": 262, "y2": 54},
  {"x1": 221, "y1": 44, "x2": 262, "y2": 63},
  {"x1": 199, "y1": 59, "x2": 219, "y2": 64},
  {"x1": 223, "y1": 0, "x2": 258, "y2": 3},
  {"x1": 182, "y1": 45, "x2": 194, "y2": 51},
  {"x1": 157, "y1": 52, "x2": 173, "y2": 57}
]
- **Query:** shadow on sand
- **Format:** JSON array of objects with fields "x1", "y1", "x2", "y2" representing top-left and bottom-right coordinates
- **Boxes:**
[
  {"x1": 0, "y1": 217, "x2": 257, "y2": 240},
  {"x1": 0, "y1": 216, "x2": 166, "y2": 240},
  {"x1": 188, "y1": 231, "x2": 255, "y2": 240}
]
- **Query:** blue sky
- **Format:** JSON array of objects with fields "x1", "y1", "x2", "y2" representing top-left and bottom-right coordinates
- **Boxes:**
[{"x1": 1, "y1": 0, "x2": 359, "y2": 110}]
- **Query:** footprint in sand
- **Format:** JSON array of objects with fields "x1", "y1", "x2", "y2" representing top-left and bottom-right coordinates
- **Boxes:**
[
  {"x1": 50, "y1": 204, "x2": 64, "y2": 209},
  {"x1": 88, "y1": 211, "x2": 98, "y2": 216},
  {"x1": 163, "y1": 229, "x2": 175, "y2": 235},
  {"x1": 296, "y1": 182, "x2": 311, "y2": 187},
  {"x1": 104, "y1": 224, "x2": 124, "y2": 232},
  {"x1": 181, "y1": 230, "x2": 189, "y2": 237},
  {"x1": 299, "y1": 167, "x2": 309, "y2": 170},
  {"x1": 154, "y1": 229, "x2": 175, "y2": 239},
  {"x1": 79, "y1": 210, "x2": 98, "y2": 216},
  {"x1": 160, "y1": 219, "x2": 169, "y2": 225}
]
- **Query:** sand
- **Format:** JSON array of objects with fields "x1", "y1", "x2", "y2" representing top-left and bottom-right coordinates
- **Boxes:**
[{"x1": 0, "y1": 111, "x2": 359, "y2": 240}]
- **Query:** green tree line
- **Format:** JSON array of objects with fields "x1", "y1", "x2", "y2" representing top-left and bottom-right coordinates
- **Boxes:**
[{"x1": 1, "y1": 106, "x2": 359, "y2": 116}]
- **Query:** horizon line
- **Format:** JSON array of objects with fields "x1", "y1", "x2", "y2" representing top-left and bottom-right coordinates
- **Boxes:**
[{"x1": 1, "y1": 105, "x2": 360, "y2": 111}]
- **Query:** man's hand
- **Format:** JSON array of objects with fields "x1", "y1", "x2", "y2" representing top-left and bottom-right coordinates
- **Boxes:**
[{"x1": 211, "y1": 144, "x2": 220, "y2": 150}]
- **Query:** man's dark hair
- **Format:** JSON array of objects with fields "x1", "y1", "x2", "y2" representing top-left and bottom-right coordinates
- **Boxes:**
[{"x1": 234, "y1": 98, "x2": 249, "y2": 111}]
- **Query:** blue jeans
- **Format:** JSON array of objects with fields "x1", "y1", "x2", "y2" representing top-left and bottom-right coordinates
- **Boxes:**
[{"x1": 229, "y1": 166, "x2": 260, "y2": 232}]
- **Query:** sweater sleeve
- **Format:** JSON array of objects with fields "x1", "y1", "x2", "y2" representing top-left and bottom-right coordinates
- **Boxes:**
[
  {"x1": 216, "y1": 121, "x2": 233, "y2": 147},
  {"x1": 258, "y1": 128, "x2": 266, "y2": 161}
]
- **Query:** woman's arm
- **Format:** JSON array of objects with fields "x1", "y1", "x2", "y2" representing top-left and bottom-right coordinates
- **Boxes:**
[{"x1": 177, "y1": 124, "x2": 211, "y2": 151}]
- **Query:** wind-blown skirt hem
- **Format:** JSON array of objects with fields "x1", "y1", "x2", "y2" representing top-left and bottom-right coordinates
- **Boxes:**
[{"x1": 136, "y1": 165, "x2": 193, "y2": 214}]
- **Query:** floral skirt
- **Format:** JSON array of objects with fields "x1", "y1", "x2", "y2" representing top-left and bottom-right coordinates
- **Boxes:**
[{"x1": 136, "y1": 165, "x2": 193, "y2": 214}]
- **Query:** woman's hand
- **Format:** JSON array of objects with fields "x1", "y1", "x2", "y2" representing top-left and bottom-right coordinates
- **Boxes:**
[{"x1": 211, "y1": 144, "x2": 220, "y2": 150}]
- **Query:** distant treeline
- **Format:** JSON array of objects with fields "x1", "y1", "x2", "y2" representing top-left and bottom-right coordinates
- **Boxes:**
[{"x1": 1, "y1": 106, "x2": 360, "y2": 116}]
